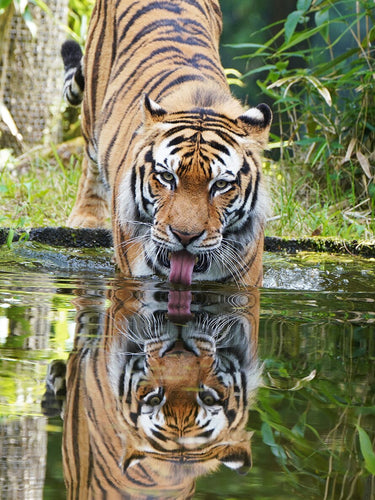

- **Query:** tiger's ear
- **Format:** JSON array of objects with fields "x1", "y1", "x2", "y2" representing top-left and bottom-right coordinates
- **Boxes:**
[
  {"x1": 237, "y1": 103, "x2": 272, "y2": 146},
  {"x1": 218, "y1": 432, "x2": 254, "y2": 475},
  {"x1": 142, "y1": 94, "x2": 167, "y2": 125}
]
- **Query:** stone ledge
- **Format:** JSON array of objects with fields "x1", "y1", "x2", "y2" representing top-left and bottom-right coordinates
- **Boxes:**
[
  {"x1": 0, "y1": 227, "x2": 113, "y2": 248},
  {"x1": 0, "y1": 228, "x2": 374, "y2": 257},
  {"x1": 264, "y1": 236, "x2": 375, "y2": 258}
]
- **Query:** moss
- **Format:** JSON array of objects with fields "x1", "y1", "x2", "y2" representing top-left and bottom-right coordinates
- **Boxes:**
[
  {"x1": 1, "y1": 229, "x2": 374, "y2": 257},
  {"x1": 264, "y1": 236, "x2": 375, "y2": 258},
  {"x1": 0, "y1": 227, "x2": 113, "y2": 248}
]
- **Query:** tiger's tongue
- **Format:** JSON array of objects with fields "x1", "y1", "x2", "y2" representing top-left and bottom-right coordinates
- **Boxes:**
[{"x1": 169, "y1": 250, "x2": 196, "y2": 286}]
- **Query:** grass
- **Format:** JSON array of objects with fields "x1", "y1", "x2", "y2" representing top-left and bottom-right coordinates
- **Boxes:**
[
  {"x1": 0, "y1": 146, "x2": 81, "y2": 228},
  {"x1": 264, "y1": 158, "x2": 375, "y2": 240}
]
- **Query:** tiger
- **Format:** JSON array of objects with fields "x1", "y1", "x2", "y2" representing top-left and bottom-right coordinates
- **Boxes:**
[
  {"x1": 42, "y1": 281, "x2": 261, "y2": 499},
  {"x1": 61, "y1": 0, "x2": 272, "y2": 286}
]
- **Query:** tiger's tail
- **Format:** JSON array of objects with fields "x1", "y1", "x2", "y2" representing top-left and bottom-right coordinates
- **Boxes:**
[{"x1": 61, "y1": 40, "x2": 84, "y2": 106}]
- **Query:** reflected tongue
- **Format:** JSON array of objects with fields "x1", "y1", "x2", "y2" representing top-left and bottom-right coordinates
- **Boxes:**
[{"x1": 169, "y1": 250, "x2": 195, "y2": 285}]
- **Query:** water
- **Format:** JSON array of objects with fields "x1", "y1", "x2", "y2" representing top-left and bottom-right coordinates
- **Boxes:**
[{"x1": 0, "y1": 243, "x2": 374, "y2": 499}]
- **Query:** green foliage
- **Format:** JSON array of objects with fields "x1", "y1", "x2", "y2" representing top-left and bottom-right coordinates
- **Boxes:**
[
  {"x1": 232, "y1": 0, "x2": 375, "y2": 239},
  {"x1": 68, "y1": 0, "x2": 94, "y2": 42},
  {"x1": 357, "y1": 425, "x2": 375, "y2": 475},
  {"x1": 0, "y1": 0, "x2": 13, "y2": 10}
]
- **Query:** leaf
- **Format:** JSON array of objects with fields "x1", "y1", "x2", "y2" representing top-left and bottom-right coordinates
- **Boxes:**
[
  {"x1": 267, "y1": 75, "x2": 332, "y2": 106},
  {"x1": 22, "y1": 6, "x2": 37, "y2": 38},
  {"x1": 267, "y1": 75, "x2": 302, "y2": 90},
  {"x1": 357, "y1": 425, "x2": 375, "y2": 475},
  {"x1": 356, "y1": 151, "x2": 372, "y2": 179},
  {"x1": 0, "y1": 0, "x2": 12, "y2": 9},
  {"x1": 297, "y1": 0, "x2": 312, "y2": 12},
  {"x1": 0, "y1": 101, "x2": 23, "y2": 142},
  {"x1": 315, "y1": 8, "x2": 329, "y2": 27},
  {"x1": 6, "y1": 229, "x2": 14, "y2": 249},
  {"x1": 341, "y1": 138, "x2": 356, "y2": 164},
  {"x1": 304, "y1": 76, "x2": 332, "y2": 106},
  {"x1": 226, "y1": 78, "x2": 245, "y2": 88},
  {"x1": 292, "y1": 413, "x2": 307, "y2": 438},
  {"x1": 261, "y1": 422, "x2": 287, "y2": 462},
  {"x1": 261, "y1": 421, "x2": 276, "y2": 446},
  {"x1": 285, "y1": 10, "x2": 304, "y2": 42},
  {"x1": 242, "y1": 64, "x2": 278, "y2": 79},
  {"x1": 268, "y1": 140, "x2": 292, "y2": 150},
  {"x1": 224, "y1": 68, "x2": 243, "y2": 79},
  {"x1": 289, "y1": 369, "x2": 316, "y2": 391},
  {"x1": 314, "y1": 8, "x2": 329, "y2": 41},
  {"x1": 18, "y1": 231, "x2": 30, "y2": 243},
  {"x1": 281, "y1": 24, "x2": 323, "y2": 52},
  {"x1": 317, "y1": 86, "x2": 331, "y2": 106},
  {"x1": 224, "y1": 43, "x2": 268, "y2": 50}
]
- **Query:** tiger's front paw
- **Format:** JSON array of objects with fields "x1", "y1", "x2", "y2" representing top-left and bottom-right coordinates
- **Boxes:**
[
  {"x1": 67, "y1": 213, "x2": 109, "y2": 228},
  {"x1": 66, "y1": 215, "x2": 98, "y2": 228}
]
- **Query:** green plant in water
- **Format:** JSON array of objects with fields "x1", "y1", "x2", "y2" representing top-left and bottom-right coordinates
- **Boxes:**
[{"x1": 251, "y1": 311, "x2": 375, "y2": 499}]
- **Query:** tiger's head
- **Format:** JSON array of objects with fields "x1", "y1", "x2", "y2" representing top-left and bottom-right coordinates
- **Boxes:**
[{"x1": 117, "y1": 92, "x2": 272, "y2": 285}]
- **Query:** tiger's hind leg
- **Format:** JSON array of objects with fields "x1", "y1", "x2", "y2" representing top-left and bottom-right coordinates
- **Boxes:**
[
  {"x1": 67, "y1": 154, "x2": 110, "y2": 228},
  {"x1": 61, "y1": 40, "x2": 110, "y2": 228}
]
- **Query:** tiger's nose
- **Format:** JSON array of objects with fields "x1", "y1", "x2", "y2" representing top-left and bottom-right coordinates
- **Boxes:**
[{"x1": 170, "y1": 227, "x2": 204, "y2": 247}]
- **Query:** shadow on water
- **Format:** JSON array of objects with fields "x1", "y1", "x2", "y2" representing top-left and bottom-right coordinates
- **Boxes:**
[{"x1": 0, "y1": 246, "x2": 374, "y2": 499}]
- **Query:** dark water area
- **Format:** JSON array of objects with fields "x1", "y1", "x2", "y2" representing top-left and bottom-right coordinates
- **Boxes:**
[{"x1": 0, "y1": 245, "x2": 374, "y2": 499}]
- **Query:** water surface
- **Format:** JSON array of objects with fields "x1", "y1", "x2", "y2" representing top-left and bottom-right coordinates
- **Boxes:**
[{"x1": 0, "y1": 244, "x2": 374, "y2": 499}]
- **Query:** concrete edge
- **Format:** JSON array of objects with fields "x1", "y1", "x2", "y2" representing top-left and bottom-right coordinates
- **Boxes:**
[{"x1": 0, "y1": 228, "x2": 374, "y2": 257}]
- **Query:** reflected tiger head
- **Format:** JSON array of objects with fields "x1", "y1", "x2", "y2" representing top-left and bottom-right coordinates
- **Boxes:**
[{"x1": 107, "y1": 287, "x2": 261, "y2": 478}]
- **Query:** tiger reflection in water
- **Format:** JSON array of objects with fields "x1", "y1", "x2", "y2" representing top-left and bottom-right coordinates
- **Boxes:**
[{"x1": 43, "y1": 283, "x2": 260, "y2": 499}]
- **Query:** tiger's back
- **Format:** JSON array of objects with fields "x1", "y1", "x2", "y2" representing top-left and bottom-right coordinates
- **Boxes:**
[{"x1": 63, "y1": 0, "x2": 272, "y2": 285}]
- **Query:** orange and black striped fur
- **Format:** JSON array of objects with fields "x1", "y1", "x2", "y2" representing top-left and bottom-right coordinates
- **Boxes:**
[
  {"x1": 43, "y1": 284, "x2": 260, "y2": 499},
  {"x1": 61, "y1": 0, "x2": 272, "y2": 285}
]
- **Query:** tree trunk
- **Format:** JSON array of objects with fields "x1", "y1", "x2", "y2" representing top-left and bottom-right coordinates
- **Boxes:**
[{"x1": 0, "y1": 2, "x2": 69, "y2": 153}]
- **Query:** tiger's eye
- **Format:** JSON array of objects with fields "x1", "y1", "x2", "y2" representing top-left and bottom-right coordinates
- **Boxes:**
[
  {"x1": 161, "y1": 172, "x2": 174, "y2": 182},
  {"x1": 214, "y1": 180, "x2": 228, "y2": 190},
  {"x1": 147, "y1": 396, "x2": 162, "y2": 406},
  {"x1": 201, "y1": 394, "x2": 216, "y2": 406}
]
